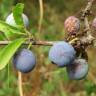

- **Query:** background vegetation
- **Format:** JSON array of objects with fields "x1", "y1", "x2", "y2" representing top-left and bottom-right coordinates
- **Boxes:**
[{"x1": 0, "y1": 0, "x2": 96, "y2": 96}]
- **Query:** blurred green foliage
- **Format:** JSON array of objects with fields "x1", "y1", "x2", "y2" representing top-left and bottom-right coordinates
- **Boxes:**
[{"x1": 0, "y1": 0, "x2": 96, "y2": 96}]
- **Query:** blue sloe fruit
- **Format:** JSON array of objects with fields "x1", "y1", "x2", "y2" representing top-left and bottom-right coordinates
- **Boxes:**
[
  {"x1": 13, "y1": 49, "x2": 36, "y2": 73},
  {"x1": 49, "y1": 41, "x2": 76, "y2": 67},
  {"x1": 66, "y1": 59, "x2": 89, "y2": 80},
  {"x1": 6, "y1": 13, "x2": 29, "y2": 27}
]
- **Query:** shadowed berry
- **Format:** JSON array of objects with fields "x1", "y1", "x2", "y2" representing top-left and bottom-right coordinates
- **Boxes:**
[
  {"x1": 13, "y1": 49, "x2": 36, "y2": 73},
  {"x1": 66, "y1": 59, "x2": 88, "y2": 80},
  {"x1": 6, "y1": 13, "x2": 29, "y2": 27},
  {"x1": 64, "y1": 16, "x2": 80, "y2": 34},
  {"x1": 49, "y1": 41, "x2": 76, "y2": 67}
]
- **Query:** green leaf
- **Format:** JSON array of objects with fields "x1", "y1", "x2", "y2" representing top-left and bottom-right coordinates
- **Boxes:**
[
  {"x1": 0, "y1": 38, "x2": 26, "y2": 70},
  {"x1": 13, "y1": 3, "x2": 24, "y2": 27},
  {"x1": 0, "y1": 33, "x2": 5, "y2": 40},
  {"x1": 0, "y1": 20, "x2": 25, "y2": 38}
]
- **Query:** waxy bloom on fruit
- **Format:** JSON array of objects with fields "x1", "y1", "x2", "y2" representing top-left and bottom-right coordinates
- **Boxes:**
[
  {"x1": 67, "y1": 59, "x2": 88, "y2": 80},
  {"x1": 49, "y1": 41, "x2": 76, "y2": 67},
  {"x1": 13, "y1": 49, "x2": 36, "y2": 73},
  {"x1": 6, "y1": 13, "x2": 29, "y2": 27}
]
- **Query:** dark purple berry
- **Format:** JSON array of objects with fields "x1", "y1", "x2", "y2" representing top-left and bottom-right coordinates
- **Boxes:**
[{"x1": 66, "y1": 59, "x2": 88, "y2": 80}]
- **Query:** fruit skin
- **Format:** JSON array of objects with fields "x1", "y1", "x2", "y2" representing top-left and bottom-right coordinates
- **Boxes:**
[
  {"x1": 13, "y1": 49, "x2": 36, "y2": 73},
  {"x1": 64, "y1": 16, "x2": 80, "y2": 34},
  {"x1": 66, "y1": 59, "x2": 88, "y2": 80},
  {"x1": 6, "y1": 13, "x2": 29, "y2": 27},
  {"x1": 92, "y1": 18, "x2": 96, "y2": 30},
  {"x1": 49, "y1": 41, "x2": 76, "y2": 67}
]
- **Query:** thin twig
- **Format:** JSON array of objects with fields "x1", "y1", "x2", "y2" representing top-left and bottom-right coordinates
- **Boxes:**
[
  {"x1": 82, "y1": 0, "x2": 95, "y2": 41},
  {"x1": 0, "y1": 40, "x2": 54, "y2": 46},
  {"x1": 84, "y1": 17, "x2": 94, "y2": 41},
  {"x1": 82, "y1": 0, "x2": 95, "y2": 30},
  {"x1": 38, "y1": 0, "x2": 44, "y2": 33},
  {"x1": 82, "y1": 0, "x2": 95, "y2": 18},
  {"x1": 18, "y1": 71, "x2": 23, "y2": 96},
  {"x1": 0, "y1": 38, "x2": 79, "y2": 46},
  {"x1": 84, "y1": 17, "x2": 90, "y2": 34}
]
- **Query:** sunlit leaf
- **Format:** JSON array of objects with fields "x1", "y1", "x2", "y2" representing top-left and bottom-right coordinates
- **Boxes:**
[
  {"x1": 0, "y1": 20, "x2": 25, "y2": 38},
  {"x1": 0, "y1": 33, "x2": 5, "y2": 40},
  {"x1": 0, "y1": 38, "x2": 26, "y2": 70},
  {"x1": 13, "y1": 3, "x2": 24, "y2": 27}
]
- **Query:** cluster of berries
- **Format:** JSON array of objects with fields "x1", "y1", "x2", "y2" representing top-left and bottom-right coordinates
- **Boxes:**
[
  {"x1": 5, "y1": 13, "x2": 92, "y2": 80},
  {"x1": 11, "y1": 41, "x2": 88, "y2": 80},
  {"x1": 49, "y1": 41, "x2": 88, "y2": 80}
]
